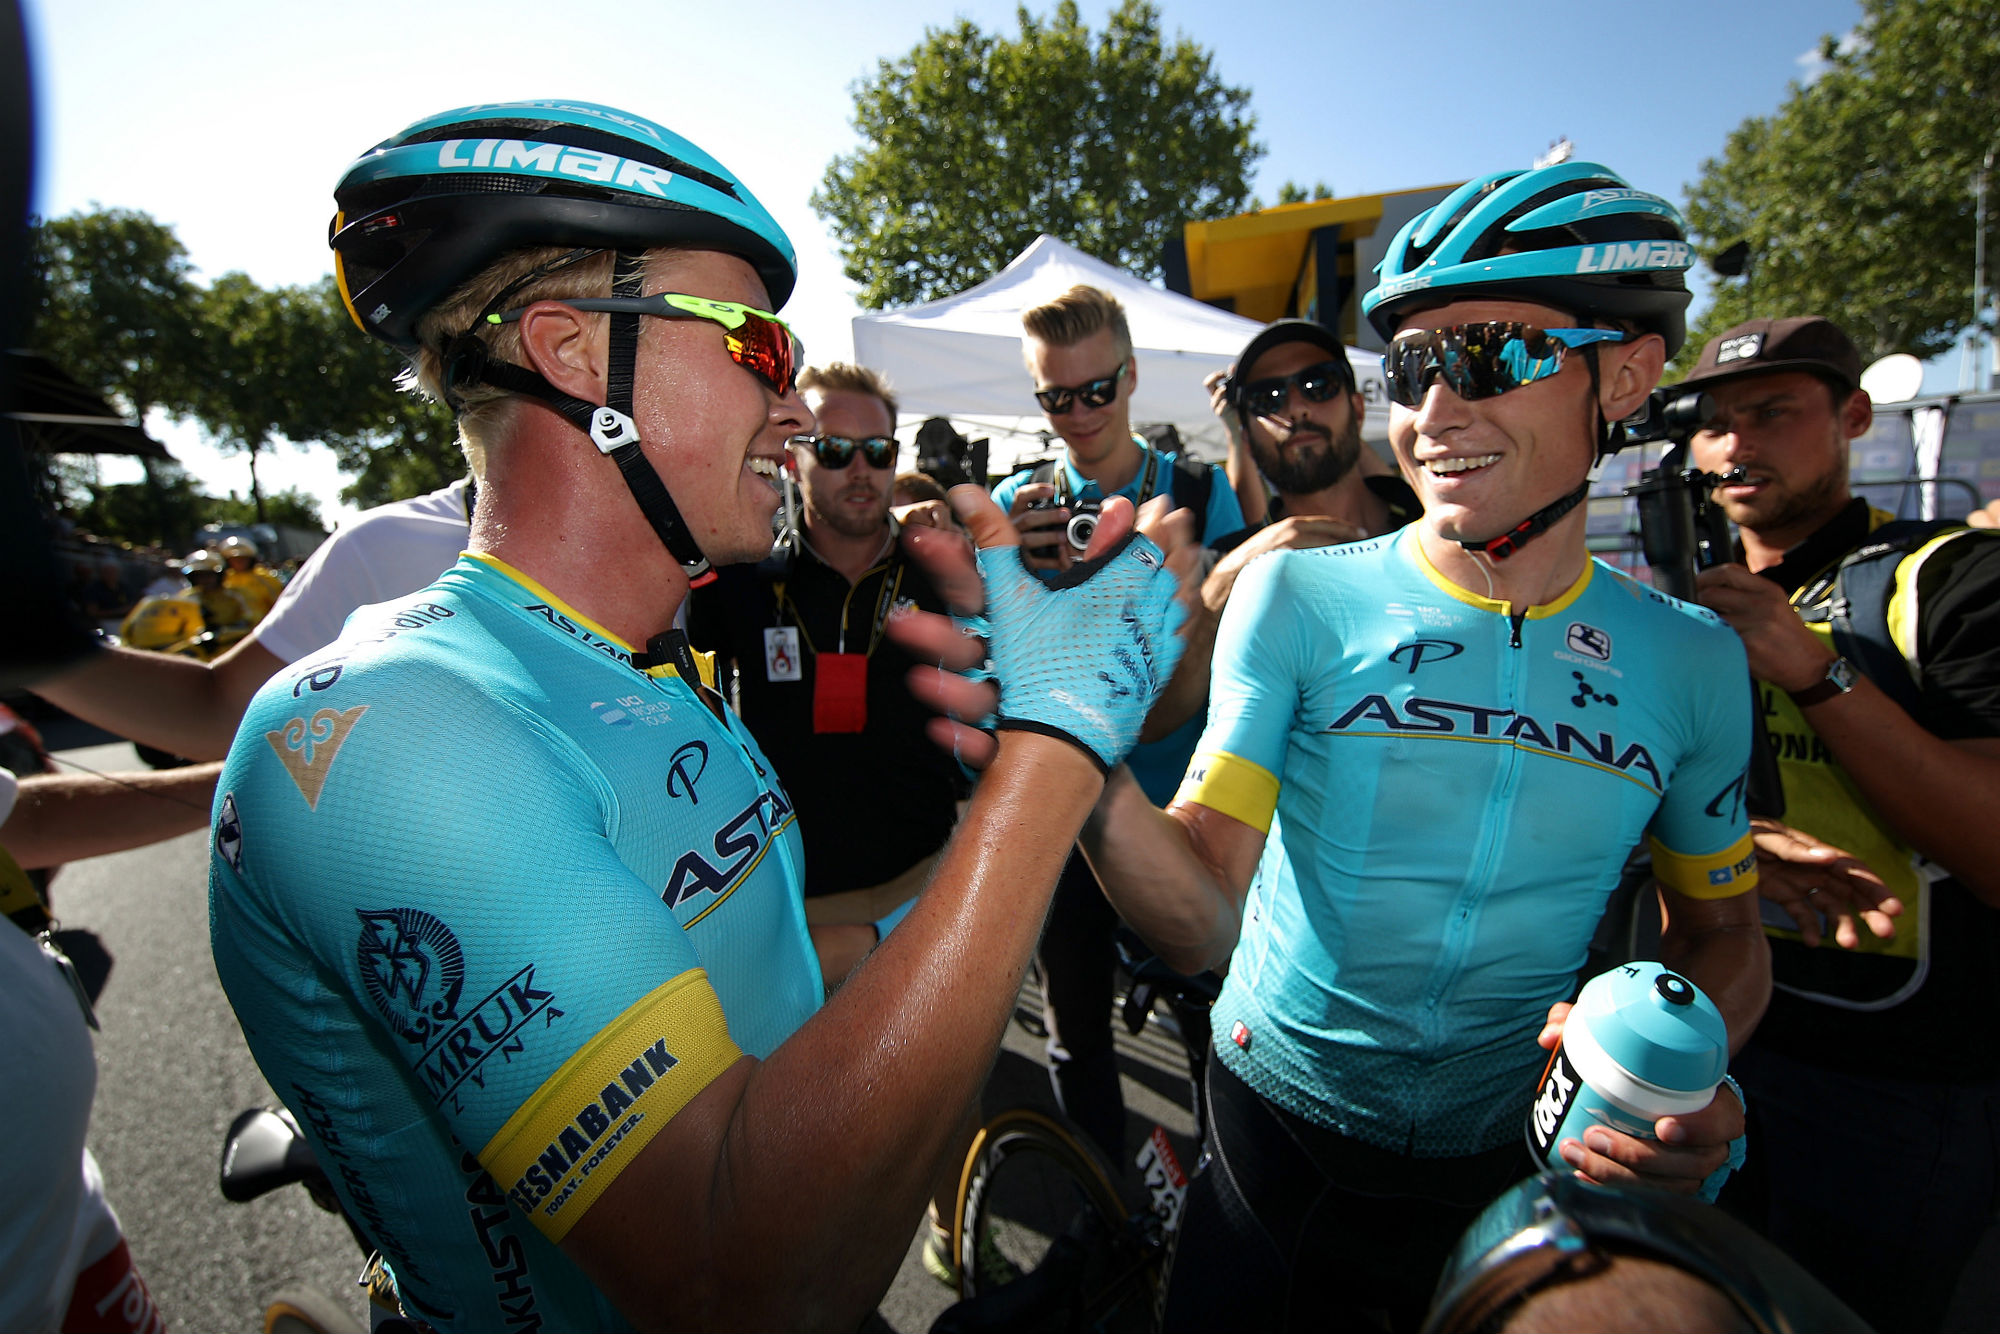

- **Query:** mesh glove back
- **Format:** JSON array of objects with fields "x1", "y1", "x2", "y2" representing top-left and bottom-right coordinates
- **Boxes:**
[{"x1": 974, "y1": 533, "x2": 1186, "y2": 771}]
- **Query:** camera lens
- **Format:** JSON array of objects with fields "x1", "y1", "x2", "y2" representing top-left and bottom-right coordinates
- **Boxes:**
[{"x1": 1067, "y1": 512, "x2": 1097, "y2": 551}]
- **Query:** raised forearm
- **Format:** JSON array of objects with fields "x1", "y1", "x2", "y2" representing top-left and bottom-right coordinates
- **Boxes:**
[
  {"x1": 1796, "y1": 680, "x2": 2000, "y2": 903},
  {"x1": 31, "y1": 639, "x2": 279, "y2": 760},
  {"x1": 696, "y1": 732, "x2": 1104, "y2": 1328},
  {"x1": 1079, "y1": 766, "x2": 1245, "y2": 974},
  {"x1": 1657, "y1": 893, "x2": 1771, "y2": 1056},
  {"x1": 4, "y1": 763, "x2": 221, "y2": 868}
]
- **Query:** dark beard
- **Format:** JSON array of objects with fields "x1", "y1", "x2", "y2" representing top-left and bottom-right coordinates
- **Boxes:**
[{"x1": 1252, "y1": 415, "x2": 1363, "y2": 496}]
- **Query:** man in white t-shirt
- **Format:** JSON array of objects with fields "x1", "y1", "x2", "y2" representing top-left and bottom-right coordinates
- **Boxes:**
[
  {"x1": 34, "y1": 480, "x2": 473, "y2": 760},
  {"x1": 2, "y1": 760, "x2": 219, "y2": 1333}
]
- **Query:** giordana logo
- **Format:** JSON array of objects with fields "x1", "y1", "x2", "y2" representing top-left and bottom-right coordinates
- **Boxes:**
[
  {"x1": 1572, "y1": 240, "x2": 1689, "y2": 275},
  {"x1": 1565, "y1": 623, "x2": 1612, "y2": 660},
  {"x1": 1388, "y1": 639, "x2": 1465, "y2": 673},
  {"x1": 1716, "y1": 333, "x2": 1764, "y2": 365},
  {"x1": 435, "y1": 140, "x2": 682, "y2": 198}
]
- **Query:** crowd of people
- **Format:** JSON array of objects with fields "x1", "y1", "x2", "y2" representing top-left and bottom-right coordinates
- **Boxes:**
[{"x1": 3, "y1": 97, "x2": 1995, "y2": 1334}]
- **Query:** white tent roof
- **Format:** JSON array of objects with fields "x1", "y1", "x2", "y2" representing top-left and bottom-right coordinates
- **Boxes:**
[{"x1": 851, "y1": 235, "x2": 1387, "y2": 471}]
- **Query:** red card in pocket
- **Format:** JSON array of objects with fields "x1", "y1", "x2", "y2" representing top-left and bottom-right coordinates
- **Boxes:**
[{"x1": 813, "y1": 652, "x2": 868, "y2": 733}]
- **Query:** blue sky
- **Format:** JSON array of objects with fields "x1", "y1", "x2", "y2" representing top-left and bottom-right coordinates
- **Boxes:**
[{"x1": 26, "y1": 0, "x2": 1868, "y2": 523}]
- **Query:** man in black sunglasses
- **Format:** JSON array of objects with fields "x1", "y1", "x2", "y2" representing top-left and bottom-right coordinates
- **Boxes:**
[
  {"x1": 687, "y1": 361, "x2": 967, "y2": 989},
  {"x1": 988, "y1": 285, "x2": 1247, "y2": 1165},
  {"x1": 1149, "y1": 320, "x2": 1425, "y2": 737}
]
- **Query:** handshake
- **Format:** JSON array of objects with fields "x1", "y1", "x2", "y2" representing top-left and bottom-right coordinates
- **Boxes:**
[{"x1": 886, "y1": 488, "x2": 1201, "y2": 773}]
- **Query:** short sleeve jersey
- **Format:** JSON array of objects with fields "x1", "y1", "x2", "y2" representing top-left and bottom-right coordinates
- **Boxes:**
[
  {"x1": 1180, "y1": 528, "x2": 1757, "y2": 1156},
  {"x1": 209, "y1": 554, "x2": 820, "y2": 1332}
]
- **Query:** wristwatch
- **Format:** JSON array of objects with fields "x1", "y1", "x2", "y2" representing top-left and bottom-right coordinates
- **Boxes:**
[{"x1": 1787, "y1": 656, "x2": 1859, "y2": 707}]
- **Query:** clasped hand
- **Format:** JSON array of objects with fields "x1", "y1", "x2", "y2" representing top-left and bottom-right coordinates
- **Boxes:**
[{"x1": 887, "y1": 486, "x2": 1201, "y2": 771}]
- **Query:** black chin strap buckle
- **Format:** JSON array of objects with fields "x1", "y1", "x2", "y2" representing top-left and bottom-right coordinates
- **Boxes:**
[{"x1": 1458, "y1": 480, "x2": 1591, "y2": 562}]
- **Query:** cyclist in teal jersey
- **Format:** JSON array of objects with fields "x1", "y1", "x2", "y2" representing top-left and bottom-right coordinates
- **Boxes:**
[
  {"x1": 1056, "y1": 163, "x2": 1775, "y2": 1331},
  {"x1": 209, "y1": 101, "x2": 1196, "y2": 1333}
]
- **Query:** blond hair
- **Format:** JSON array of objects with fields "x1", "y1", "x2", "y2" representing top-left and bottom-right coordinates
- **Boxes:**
[
  {"x1": 1020, "y1": 285, "x2": 1133, "y2": 361},
  {"x1": 798, "y1": 361, "x2": 899, "y2": 421},
  {"x1": 406, "y1": 247, "x2": 620, "y2": 474}
]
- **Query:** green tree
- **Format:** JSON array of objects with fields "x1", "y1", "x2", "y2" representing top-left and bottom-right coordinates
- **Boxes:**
[
  {"x1": 192, "y1": 274, "x2": 458, "y2": 516},
  {"x1": 70, "y1": 461, "x2": 211, "y2": 550},
  {"x1": 25, "y1": 208, "x2": 202, "y2": 420},
  {"x1": 1249, "y1": 180, "x2": 1334, "y2": 211},
  {"x1": 204, "y1": 487, "x2": 324, "y2": 531},
  {"x1": 1679, "y1": 0, "x2": 2000, "y2": 373},
  {"x1": 815, "y1": 0, "x2": 1261, "y2": 308}
]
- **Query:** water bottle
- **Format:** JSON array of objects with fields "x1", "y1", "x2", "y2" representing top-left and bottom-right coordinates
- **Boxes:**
[{"x1": 1526, "y1": 961, "x2": 1729, "y2": 1169}]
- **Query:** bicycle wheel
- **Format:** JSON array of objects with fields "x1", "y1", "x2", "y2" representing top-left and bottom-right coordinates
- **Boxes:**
[{"x1": 951, "y1": 1107, "x2": 1160, "y2": 1329}]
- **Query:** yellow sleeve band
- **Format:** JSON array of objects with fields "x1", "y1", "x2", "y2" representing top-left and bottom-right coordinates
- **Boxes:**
[
  {"x1": 1175, "y1": 749, "x2": 1281, "y2": 835},
  {"x1": 1649, "y1": 832, "x2": 1760, "y2": 900},
  {"x1": 481, "y1": 968, "x2": 743, "y2": 1243}
]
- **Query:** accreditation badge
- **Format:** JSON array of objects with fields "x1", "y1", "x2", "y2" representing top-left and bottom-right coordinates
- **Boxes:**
[{"x1": 764, "y1": 626, "x2": 802, "y2": 682}]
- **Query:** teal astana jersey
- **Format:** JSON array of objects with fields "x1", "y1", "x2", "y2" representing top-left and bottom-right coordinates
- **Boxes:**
[
  {"x1": 1179, "y1": 528, "x2": 1756, "y2": 1157},
  {"x1": 209, "y1": 554, "x2": 820, "y2": 1333}
]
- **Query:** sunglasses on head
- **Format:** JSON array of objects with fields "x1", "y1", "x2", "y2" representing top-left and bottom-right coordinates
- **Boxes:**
[
  {"x1": 793, "y1": 433, "x2": 897, "y2": 469},
  {"x1": 1034, "y1": 361, "x2": 1128, "y2": 415},
  {"x1": 487, "y1": 292, "x2": 802, "y2": 394},
  {"x1": 1237, "y1": 360, "x2": 1353, "y2": 419},
  {"x1": 1383, "y1": 323, "x2": 1629, "y2": 409}
]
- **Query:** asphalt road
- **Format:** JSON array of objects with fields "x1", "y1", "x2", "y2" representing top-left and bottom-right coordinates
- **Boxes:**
[{"x1": 45, "y1": 737, "x2": 1201, "y2": 1334}]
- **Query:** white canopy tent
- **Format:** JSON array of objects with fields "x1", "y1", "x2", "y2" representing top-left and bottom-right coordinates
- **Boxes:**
[{"x1": 851, "y1": 235, "x2": 1387, "y2": 474}]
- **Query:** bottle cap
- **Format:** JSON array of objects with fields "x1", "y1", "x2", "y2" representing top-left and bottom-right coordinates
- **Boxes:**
[{"x1": 1571, "y1": 962, "x2": 1728, "y2": 1095}]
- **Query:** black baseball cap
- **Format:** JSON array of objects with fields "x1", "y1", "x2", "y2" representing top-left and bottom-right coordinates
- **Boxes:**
[
  {"x1": 1228, "y1": 319, "x2": 1355, "y2": 415},
  {"x1": 1676, "y1": 316, "x2": 1863, "y2": 396}
]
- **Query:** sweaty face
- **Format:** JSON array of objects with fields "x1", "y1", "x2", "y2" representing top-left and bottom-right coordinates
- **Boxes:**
[
  {"x1": 794, "y1": 387, "x2": 897, "y2": 541},
  {"x1": 1239, "y1": 340, "x2": 1365, "y2": 495},
  {"x1": 1025, "y1": 327, "x2": 1135, "y2": 469},
  {"x1": 1387, "y1": 298, "x2": 1605, "y2": 546},
  {"x1": 1689, "y1": 370, "x2": 1857, "y2": 544},
  {"x1": 628, "y1": 250, "x2": 812, "y2": 567}
]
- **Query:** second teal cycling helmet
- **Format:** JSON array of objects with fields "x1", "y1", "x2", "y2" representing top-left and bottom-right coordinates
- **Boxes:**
[{"x1": 1361, "y1": 161, "x2": 1692, "y2": 356}]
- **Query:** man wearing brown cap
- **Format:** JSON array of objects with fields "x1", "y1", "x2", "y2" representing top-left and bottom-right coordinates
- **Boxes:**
[{"x1": 1682, "y1": 315, "x2": 2000, "y2": 1333}]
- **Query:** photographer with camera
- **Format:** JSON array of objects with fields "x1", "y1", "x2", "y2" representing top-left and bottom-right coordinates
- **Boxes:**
[
  {"x1": 1681, "y1": 316, "x2": 2000, "y2": 1334},
  {"x1": 988, "y1": 285, "x2": 1245, "y2": 1164}
]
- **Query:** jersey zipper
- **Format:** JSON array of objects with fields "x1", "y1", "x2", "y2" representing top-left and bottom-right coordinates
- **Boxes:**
[{"x1": 1421, "y1": 606, "x2": 1529, "y2": 1045}]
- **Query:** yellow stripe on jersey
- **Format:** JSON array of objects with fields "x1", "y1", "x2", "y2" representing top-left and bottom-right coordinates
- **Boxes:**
[
  {"x1": 481, "y1": 968, "x2": 743, "y2": 1243},
  {"x1": 1649, "y1": 831, "x2": 1759, "y2": 900},
  {"x1": 1176, "y1": 749, "x2": 1281, "y2": 835}
]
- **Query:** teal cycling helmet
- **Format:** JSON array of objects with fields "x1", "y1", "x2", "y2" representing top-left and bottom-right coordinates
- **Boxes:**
[
  {"x1": 1423, "y1": 1173, "x2": 1873, "y2": 1334},
  {"x1": 328, "y1": 101, "x2": 799, "y2": 596},
  {"x1": 1361, "y1": 161, "x2": 1692, "y2": 356},
  {"x1": 1361, "y1": 162, "x2": 1692, "y2": 560},
  {"x1": 331, "y1": 100, "x2": 796, "y2": 349}
]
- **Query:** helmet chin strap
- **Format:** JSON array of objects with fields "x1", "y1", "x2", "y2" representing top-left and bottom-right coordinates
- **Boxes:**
[
  {"x1": 442, "y1": 250, "x2": 717, "y2": 590},
  {"x1": 1453, "y1": 342, "x2": 1615, "y2": 563}
]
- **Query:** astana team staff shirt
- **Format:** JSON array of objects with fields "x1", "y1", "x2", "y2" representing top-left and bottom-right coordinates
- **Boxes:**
[
  {"x1": 210, "y1": 554, "x2": 820, "y2": 1334},
  {"x1": 1180, "y1": 527, "x2": 1758, "y2": 1157}
]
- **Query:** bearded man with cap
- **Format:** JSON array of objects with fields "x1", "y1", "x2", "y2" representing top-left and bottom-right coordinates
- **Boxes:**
[
  {"x1": 1682, "y1": 315, "x2": 2000, "y2": 1334},
  {"x1": 1148, "y1": 319, "x2": 1421, "y2": 735}
]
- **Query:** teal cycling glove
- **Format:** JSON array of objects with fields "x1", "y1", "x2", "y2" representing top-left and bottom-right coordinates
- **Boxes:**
[{"x1": 970, "y1": 532, "x2": 1186, "y2": 772}]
